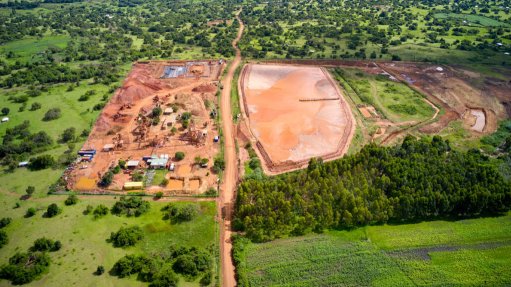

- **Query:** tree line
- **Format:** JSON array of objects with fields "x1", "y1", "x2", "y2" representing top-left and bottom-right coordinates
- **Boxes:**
[{"x1": 234, "y1": 136, "x2": 511, "y2": 242}]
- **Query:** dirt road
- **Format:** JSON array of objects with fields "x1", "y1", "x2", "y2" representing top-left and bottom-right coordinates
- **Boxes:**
[{"x1": 219, "y1": 9, "x2": 244, "y2": 287}]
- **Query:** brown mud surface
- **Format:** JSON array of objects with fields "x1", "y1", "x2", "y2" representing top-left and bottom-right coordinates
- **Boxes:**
[{"x1": 240, "y1": 64, "x2": 355, "y2": 172}]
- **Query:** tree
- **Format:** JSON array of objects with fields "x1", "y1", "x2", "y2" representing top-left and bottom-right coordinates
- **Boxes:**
[
  {"x1": 95, "y1": 265, "x2": 105, "y2": 276},
  {"x1": 173, "y1": 254, "x2": 198, "y2": 276},
  {"x1": 99, "y1": 171, "x2": 114, "y2": 187},
  {"x1": 83, "y1": 205, "x2": 93, "y2": 215},
  {"x1": 150, "y1": 270, "x2": 178, "y2": 287},
  {"x1": 28, "y1": 155, "x2": 55, "y2": 170},
  {"x1": 0, "y1": 251, "x2": 51, "y2": 285},
  {"x1": 60, "y1": 127, "x2": 76, "y2": 143},
  {"x1": 45, "y1": 203, "x2": 60, "y2": 218},
  {"x1": 175, "y1": 151, "x2": 185, "y2": 161},
  {"x1": 25, "y1": 207, "x2": 36, "y2": 217},
  {"x1": 111, "y1": 196, "x2": 150, "y2": 217},
  {"x1": 93, "y1": 204, "x2": 109, "y2": 218},
  {"x1": 0, "y1": 217, "x2": 12, "y2": 228},
  {"x1": 30, "y1": 102, "x2": 41, "y2": 111},
  {"x1": 109, "y1": 226, "x2": 144, "y2": 247},
  {"x1": 1, "y1": 107, "x2": 9, "y2": 115},
  {"x1": 152, "y1": 107, "x2": 162, "y2": 118},
  {"x1": 31, "y1": 237, "x2": 61, "y2": 252},
  {"x1": 26, "y1": 186, "x2": 35, "y2": 199},
  {"x1": 43, "y1": 107, "x2": 62, "y2": 121},
  {"x1": 64, "y1": 194, "x2": 78, "y2": 206},
  {"x1": 0, "y1": 230, "x2": 7, "y2": 249}
]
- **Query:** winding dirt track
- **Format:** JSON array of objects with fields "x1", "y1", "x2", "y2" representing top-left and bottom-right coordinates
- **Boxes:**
[{"x1": 219, "y1": 9, "x2": 244, "y2": 287}]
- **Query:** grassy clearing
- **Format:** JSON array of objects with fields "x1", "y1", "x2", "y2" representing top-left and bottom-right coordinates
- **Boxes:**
[
  {"x1": 434, "y1": 13, "x2": 511, "y2": 27},
  {"x1": 340, "y1": 68, "x2": 435, "y2": 123},
  {"x1": 0, "y1": 35, "x2": 70, "y2": 64},
  {"x1": 0, "y1": 193, "x2": 217, "y2": 287},
  {"x1": 235, "y1": 213, "x2": 511, "y2": 287},
  {"x1": 231, "y1": 65, "x2": 242, "y2": 122}
]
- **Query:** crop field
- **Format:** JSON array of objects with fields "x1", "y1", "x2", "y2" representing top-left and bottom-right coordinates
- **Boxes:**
[
  {"x1": 0, "y1": 191, "x2": 218, "y2": 287},
  {"x1": 235, "y1": 213, "x2": 511, "y2": 287}
]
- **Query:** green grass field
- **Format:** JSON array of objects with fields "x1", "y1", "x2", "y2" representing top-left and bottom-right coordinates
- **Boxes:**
[
  {"x1": 0, "y1": 35, "x2": 70, "y2": 64},
  {"x1": 339, "y1": 68, "x2": 435, "y2": 123},
  {"x1": 0, "y1": 192, "x2": 218, "y2": 287},
  {"x1": 434, "y1": 12, "x2": 511, "y2": 27},
  {"x1": 235, "y1": 213, "x2": 511, "y2": 286}
]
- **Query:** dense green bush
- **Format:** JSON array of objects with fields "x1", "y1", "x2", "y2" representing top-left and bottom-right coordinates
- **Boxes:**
[
  {"x1": 175, "y1": 152, "x2": 185, "y2": 161},
  {"x1": 64, "y1": 194, "x2": 78, "y2": 206},
  {"x1": 45, "y1": 203, "x2": 60, "y2": 218},
  {"x1": 43, "y1": 108, "x2": 61, "y2": 121},
  {"x1": 111, "y1": 196, "x2": 150, "y2": 217},
  {"x1": 109, "y1": 226, "x2": 144, "y2": 247},
  {"x1": 0, "y1": 252, "x2": 51, "y2": 285},
  {"x1": 31, "y1": 237, "x2": 61, "y2": 252},
  {"x1": 28, "y1": 155, "x2": 55, "y2": 170},
  {"x1": 0, "y1": 217, "x2": 11, "y2": 229},
  {"x1": 0, "y1": 230, "x2": 7, "y2": 249},
  {"x1": 163, "y1": 204, "x2": 199, "y2": 223},
  {"x1": 93, "y1": 204, "x2": 109, "y2": 218}
]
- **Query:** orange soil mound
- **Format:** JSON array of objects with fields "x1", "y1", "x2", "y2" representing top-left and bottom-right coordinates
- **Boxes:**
[
  {"x1": 243, "y1": 64, "x2": 351, "y2": 163},
  {"x1": 192, "y1": 83, "x2": 217, "y2": 93}
]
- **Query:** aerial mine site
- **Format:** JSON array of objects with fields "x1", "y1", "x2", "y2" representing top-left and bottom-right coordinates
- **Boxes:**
[
  {"x1": 66, "y1": 60, "x2": 224, "y2": 194},
  {"x1": 0, "y1": 1, "x2": 510, "y2": 287}
]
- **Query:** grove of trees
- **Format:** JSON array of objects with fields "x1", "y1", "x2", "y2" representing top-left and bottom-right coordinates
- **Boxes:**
[{"x1": 234, "y1": 136, "x2": 511, "y2": 242}]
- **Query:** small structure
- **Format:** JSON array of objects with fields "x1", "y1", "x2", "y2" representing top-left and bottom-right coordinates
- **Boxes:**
[
  {"x1": 102, "y1": 144, "x2": 115, "y2": 152},
  {"x1": 123, "y1": 181, "x2": 143, "y2": 190},
  {"x1": 214, "y1": 136, "x2": 219, "y2": 142},
  {"x1": 126, "y1": 160, "x2": 140, "y2": 169},
  {"x1": 150, "y1": 158, "x2": 168, "y2": 169},
  {"x1": 18, "y1": 161, "x2": 29, "y2": 168},
  {"x1": 163, "y1": 108, "x2": 173, "y2": 115},
  {"x1": 169, "y1": 162, "x2": 175, "y2": 171},
  {"x1": 1, "y1": 117, "x2": 9, "y2": 123}
]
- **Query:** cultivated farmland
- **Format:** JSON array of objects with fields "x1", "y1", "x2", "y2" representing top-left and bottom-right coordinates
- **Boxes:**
[{"x1": 234, "y1": 213, "x2": 511, "y2": 287}]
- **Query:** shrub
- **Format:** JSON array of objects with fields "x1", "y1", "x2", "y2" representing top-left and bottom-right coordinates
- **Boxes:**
[
  {"x1": 0, "y1": 230, "x2": 7, "y2": 249},
  {"x1": 25, "y1": 207, "x2": 36, "y2": 217},
  {"x1": 200, "y1": 271, "x2": 212, "y2": 286},
  {"x1": 112, "y1": 254, "x2": 151, "y2": 278},
  {"x1": 155, "y1": 191, "x2": 164, "y2": 199},
  {"x1": 64, "y1": 194, "x2": 78, "y2": 206},
  {"x1": 28, "y1": 155, "x2": 55, "y2": 170},
  {"x1": 43, "y1": 108, "x2": 61, "y2": 121},
  {"x1": 164, "y1": 203, "x2": 198, "y2": 223},
  {"x1": 152, "y1": 107, "x2": 162, "y2": 118},
  {"x1": 175, "y1": 152, "x2": 185, "y2": 161},
  {"x1": 173, "y1": 254, "x2": 198, "y2": 276},
  {"x1": 213, "y1": 157, "x2": 225, "y2": 173},
  {"x1": 0, "y1": 217, "x2": 12, "y2": 228},
  {"x1": 0, "y1": 252, "x2": 51, "y2": 285},
  {"x1": 132, "y1": 171, "x2": 144, "y2": 181},
  {"x1": 150, "y1": 270, "x2": 178, "y2": 287},
  {"x1": 1, "y1": 107, "x2": 9, "y2": 115},
  {"x1": 95, "y1": 265, "x2": 105, "y2": 276},
  {"x1": 99, "y1": 170, "x2": 114, "y2": 187},
  {"x1": 111, "y1": 196, "x2": 150, "y2": 217},
  {"x1": 25, "y1": 186, "x2": 35, "y2": 197},
  {"x1": 30, "y1": 102, "x2": 41, "y2": 111},
  {"x1": 31, "y1": 237, "x2": 61, "y2": 252},
  {"x1": 109, "y1": 226, "x2": 144, "y2": 247},
  {"x1": 45, "y1": 203, "x2": 60, "y2": 218},
  {"x1": 160, "y1": 179, "x2": 169, "y2": 187},
  {"x1": 60, "y1": 127, "x2": 76, "y2": 143},
  {"x1": 83, "y1": 205, "x2": 93, "y2": 215},
  {"x1": 93, "y1": 204, "x2": 109, "y2": 218}
]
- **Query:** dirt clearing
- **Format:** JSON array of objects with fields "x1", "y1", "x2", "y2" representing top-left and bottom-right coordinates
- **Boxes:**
[{"x1": 65, "y1": 60, "x2": 224, "y2": 195}]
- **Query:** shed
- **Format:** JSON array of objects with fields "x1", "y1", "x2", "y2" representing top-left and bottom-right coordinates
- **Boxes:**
[
  {"x1": 1, "y1": 117, "x2": 9, "y2": 123},
  {"x1": 163, "y1": 108, "x2": 173, "y2": 115},
  {"x1": 18, "y1": 161, "x2": 29, "y2": 167},
  {"x1": 126, "y1": 160, "x2": 140, "y2": 168},
  {"x1": 102, "y1": 144, "x2": 115, "y2": 152},
  {"x1": 150, "y1": 158, "x2": 168, "y2": 169},
  {"x1": 123, "y1": 181, "x2": 143, "y2": 190}
]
